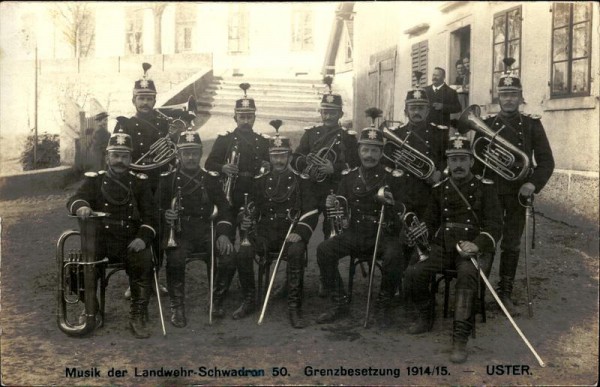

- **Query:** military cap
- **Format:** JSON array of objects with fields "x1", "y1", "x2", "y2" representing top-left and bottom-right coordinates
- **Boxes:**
[
  {"x1": 320, "y1": 76, "x2": 343, "y2": 110},
  {"x1": 268, "y1": 119, "x2": 290, "y2": 154},
  {"x1": 177, "y1": 129, "x2": 202, "y2": 150},
  {"x1": 235, "y1": 83, "x2": 257, "y2": 113},
  {"x1": 446, "y1": 134, "x2": 472, "y2": 156},
  {"x1": 406, "y1": 71, "x2": 429, "y2": 106},
  {"x1": 94, "y1": 112, "x2": 109, "y2": 121},
  {"x1": 106, "y1": 130, "x2": 133, "y2": 152},
  {"x1": 358, "y1": 107, "x2": 384, "y2": 146},
  {"x1": 498, "y1": 57, "x2": 522, "y2": 93},
  {"x1": 133, "y1": 63, "x2": 157, "y2": 96}
]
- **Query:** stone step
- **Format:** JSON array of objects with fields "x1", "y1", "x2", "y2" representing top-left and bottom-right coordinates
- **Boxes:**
[
  {"x1": 197, "y1": 106, "x2": 320, "y2": 123},
  {"x1": 197, "y1": 99, "x2": 318, "y2": 112},
  {"x1": 216, "y1": 76, "x2": 324, "y2": 86},
  {"x1": 200, "y1": 90, "x2": 320, "y2": 101},
  {"x1": 205, "y1": 84, "x2": 325, "y2": 96}
]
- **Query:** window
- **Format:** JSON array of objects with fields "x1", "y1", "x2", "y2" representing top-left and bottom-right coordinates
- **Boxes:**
[
  {"x1": 411, "y1": 40, "x2": 428, "y2": 87},
  {"x1": 492, "y1": 7, "x2": 521, "y2": 101},
  {"x1": 228, "y1": 5, "x2": 249, "y2": 54},
  {"x1": 176, "y1": 4, "x2": 196, "y2": 53},
  {"x1": 125, "y1": 7, "x2": 144, "y2": 55},
  {"x1": 344, "y1": 20, "x2": 353, "y2": 63},
  {"x1": 291, "y1": 6, "x2": 314, "y2": 51},
  {"x1": 551, "y1": 3, "x2": 592, "y2": 97}
]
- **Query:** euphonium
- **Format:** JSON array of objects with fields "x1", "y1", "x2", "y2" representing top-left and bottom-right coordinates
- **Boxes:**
[
  {"x1": 326, "y1": 189, "x2": 350, "y2": 238},
  {"x1": 402, "y1": 212, "x2": 430, "y2": 262},
  {"x1": 223, "y1": 144, "x2": 240, "y2": 204},
  {"x1": 298, "y1": 137, "x2": 339, "y2": 182},
  {"x1": 457, "y1": 104, "x2": 531, "y2": 181},
  {"x1": 57, "y1": 215, "x2": 109, "y2": 337},
  {"x1": 166, "y1": 187, "x2": 183, "y2": 249},
  {"x1": 380, "y1": 121, "x2": 436, "y2": 180},
  {"x1": 240, "y1": 193, "x2": 256, "y2": 247}
]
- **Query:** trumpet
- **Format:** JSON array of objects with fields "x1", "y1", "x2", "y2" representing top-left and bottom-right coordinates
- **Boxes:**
[
  {"x1": 326, "y1": 189, "x2": 350, "y2": 238},
  {"x1": 380, "y1": 121, "x2": 436, "y2": 180},
  {"x1": 457, "y1": 105, "x2": 531, "y2": 181},
  {"x1": 223, "y1": 144, "x2": 240, "y2": 204},
  {"x1": 240, "y1": 193, "x2": 256, "y2": 247},
  {"x1": 166, "y1": 187, "x2": 183, "y2": 249},
  {"x1": 297, "y1": 137, "x2": 339, "y2": 182},
  {"x1": 402, "y1": 212, "x2": 430, "y2": 262}
]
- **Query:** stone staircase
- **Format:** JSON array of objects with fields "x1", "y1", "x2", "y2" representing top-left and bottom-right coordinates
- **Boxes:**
[{"x1": 196, "y1": 76, "x2": 327, "y2": 122}]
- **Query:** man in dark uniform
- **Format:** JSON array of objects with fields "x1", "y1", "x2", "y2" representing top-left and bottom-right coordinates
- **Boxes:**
[
  {"x1": 236, "y1": 121, "x2": 319, "y2": 327},
  {"x1": 89, "y1": 112, "x2": 111, "y2": 171},
  {"x1": 158, "y1": 129, "x2": 235, "y2": 327},
  {"x1": 382, "y1": 72, "x2": 446, "y2": 218},
  {"x1": 292, "y1": 77, "x2": 360, "y2": 297},
  {"x1": 405, "y1": 134, "x2": 502, "y2": 363},
  {"x1": 478, "y1": 59, "x2": 554, "y2": 313},
  {"x1": 205, "y1": 83, "x2": 270, "y2": 317},
  {"x1": 424, "y1": 67, "x2": 463, "y2": 127},
  {"x1": 113, "y1": 63, "x2": 171, "y2": 194},
  {"x1": 316, "y1": 116, "x2": 408, "y2": 325},
  {"x1": 67, "y1": 131, "x2": 158, "y2": 339}
]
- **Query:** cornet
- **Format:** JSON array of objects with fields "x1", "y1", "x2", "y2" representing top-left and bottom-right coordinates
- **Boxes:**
[
  {"x1": 166, "y1": 187, "x2": 183, "y2": 249},
  {"x1": 326, "y1": 189, "x2": 350, "y2": 238},
  {"x1": 380, "y1": 121, "x2": 436, "y2": 180},
  {"x1": 457, "y1": 105, "x2": 531, "y2": 181},
  {"x1": 240, "y1": 193, "x2": 256, "y2": 247},
  {"x1": 402, "y1": 212, "x2": 430, "y2": 262},
  {"x1": 223, "y1": 144, "x2": 240, "y2": 204}
]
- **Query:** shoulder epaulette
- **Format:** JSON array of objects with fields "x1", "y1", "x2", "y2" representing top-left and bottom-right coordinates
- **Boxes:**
[
  {"x1": 384, "y1": 166, "x2": 404, "y2": 177},
  {"x1": 129, "y1": 171, "x2": 148, "y2": 180},
  {"x1": 116, "y1": 116, "x2": 128, "y2": 125},
  {"x1": 476, "y1": 175, "x2": 495, "y2": 185},
  {"x1": 341, "y1": 166, "x2": 358, "y2": 175},
  {"x1": 98, "y1": 170, "x2": 106, "y2": 175},
  {"x1": 432, "y1": 177, "x2": 449, "y2": 189},
  {"x1": 202, "y1": 167, "x2": 220, "y2": 177},
  {"x1": 346, "y1": 130, "x2": 357, "y2": 136},
  {"x1": 84, "y1": 172, "x2": 98, "y2": 178},
  {"x1": 523, "y1": 113, "x2": 542, "y2": 120},
  {"x1": 218, "y1": 131, "x2": 231, "y2": 137},
  {"x1": 430, "y1": 122, "x2": 449, "y2": 130},
  {"x1": 303, "y1": 125, "x2": 318, "y2": 131},
  {"x1": 482, "y1": 114, "x2": 496, "y2": 120}
]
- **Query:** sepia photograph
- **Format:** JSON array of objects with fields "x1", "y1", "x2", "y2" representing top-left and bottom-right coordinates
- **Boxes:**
[{"x1": 0, "y1": 1, "x2": 598, "y2": 385}]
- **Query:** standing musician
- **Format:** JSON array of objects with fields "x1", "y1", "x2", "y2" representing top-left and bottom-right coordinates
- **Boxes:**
[
  {"x1": 205, "y1": 83, "x2": 270, "y2": 317},
  {"x1": 478, "y1": 58, "x2": 554, "y2": 314},
  {"x1": 236, "y1": 121, "x2": 319, "y2": 328},
  {"x1": 66, "y1": 131, "x2": 158, "y2": 339},
  {"x1": 292, "y1": 76, "x2": 360, "y2": 296},
  {"x1": 158, "y1": 130, "x2": 235, "y2": 327},
  {"x1": 113, "y1": 63, "x2": 170, "y2": 194},
  {"x1": 382, "y1": 71, "x2": 446, "y2": 218},
  {"x1": 404, "y1": 134, "x2": 502, "y2": 363},
  {"x1": 316, "y1": 111, "x2": 408, "y2": 326}
]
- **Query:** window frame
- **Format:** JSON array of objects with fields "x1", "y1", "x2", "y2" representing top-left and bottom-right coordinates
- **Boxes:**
[
  {"x1": 491, "y1": 6, "x2": 522, "y2": 103},
  {"x1": 550, "y1": 2, "x2": 592, "y2": 99},
  {"x1": 291, "y1": 6, "x2": 314, "y2": 52},
  {"x1": 411, "y1": 40, "x2": 428, "y2": 88}
]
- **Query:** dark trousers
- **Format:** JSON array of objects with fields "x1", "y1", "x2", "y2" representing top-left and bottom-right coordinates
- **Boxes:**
[
  {"x1": 317, "y1": 230, "x2": 406, "y2": 303},
  {"x1": 498, "y1": 193, "x2": 526, "y2": 280}
]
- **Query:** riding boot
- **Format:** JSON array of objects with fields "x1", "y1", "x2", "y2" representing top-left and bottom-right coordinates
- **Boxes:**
[
  {"x1": 376, "y1": 290, "x2": 394, "y2": 328},
  {"x1": 318, "y1": 270, "x2": 344, "y2": 298},
  {"x1": 407, "y1": 298, "x2": 433, "y2": 334},
  {"x1": 167, "y1": 270, "x2": 186, "y2": 328},
  {"x1": 316, "y1": 270, "x2": 349, "y2": 324},
  {"x1": 497, "y1": 251, "x2": 519, "y2": 314},
  {"x1": 287, "y1": 266, "x2": 306, "y2": 329},
  {"x1": 450, "y1": 289, "x2": 475, "y2": 363},
  {"x1": 232, "y1": 251, "x2": 256, "y2": 319},
  {"x1": 272, "y1": 278, "x2": 288, "y2": 300},
  {"x1": 129, "y1": 280, "x2": 151, "y2": 339},
  {"x1": 212, "y1": 266, "x2": 235, "y2": 318}
]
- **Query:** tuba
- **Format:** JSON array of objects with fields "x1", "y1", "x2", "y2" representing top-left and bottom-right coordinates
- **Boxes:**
[
  {"x1": 130, "y1": 96, "x2": 197, "y2": 172},
  {"x1": 57, "y1": 214, "x2": 109, "y2": 337},
  {"x1": 297, "y1": 137, "x2": 339, "y2": 182},
  {"x1": 223, "y1": 143, "x2": 240, "y2": 204},
  {"x1": 457, "y1": 105, "x2": 531, "y2": 181},
  {"x1": 402, "y1": 212, "x2": 430, "y2": 262},
  {"x1": 326, "y1": 189, "x2": 350, "y2": 238},
  {"x1": 380, "y1": 121, "x2": 436, "y2": 180}
]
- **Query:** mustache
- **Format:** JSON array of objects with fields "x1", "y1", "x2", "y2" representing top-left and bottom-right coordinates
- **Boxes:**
[
  {"x1": 112, "y1": 163, "x2": 126, "y2": 169},
  {"x1": 363, "y1": 157, "x2": 377, "y2": 163},
  {"x1": 452, "y1": 168, "x2": 466, "y2": 173},
  {"x1": 239, "y1": 123, "x2": 252, "y2": 130}
]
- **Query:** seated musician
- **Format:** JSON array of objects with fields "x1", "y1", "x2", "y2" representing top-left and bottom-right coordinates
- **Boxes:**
[
  {"x1": 158, "y1": 130, "x2": 235, "y2": 327},
  {"x1": 404, "y1": 134, "x2": 502, "y2": 363},
  {"x1": 66, "y1": 131, "x2": 158, "y2": 339},
  {"x1": 236, "y1": 122, "x2": 319, "y2": 328},
  {"x1": 316, "y1": 110, "x2": 409, "y2": 326}
]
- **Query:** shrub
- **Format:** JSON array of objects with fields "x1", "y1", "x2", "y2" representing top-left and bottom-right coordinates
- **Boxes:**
[{"x1": 20, "y1": 132, "x2": 60, "y2": 171}]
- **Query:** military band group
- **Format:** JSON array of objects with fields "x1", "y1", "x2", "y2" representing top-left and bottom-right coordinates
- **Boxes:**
[{"x1": 65, "y1": 59, "x2": 554, "y2": 364}]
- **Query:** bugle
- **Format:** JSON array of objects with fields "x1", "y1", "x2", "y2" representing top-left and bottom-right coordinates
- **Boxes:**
[
  {"x1": 380, "y1": 121, "x2": 436, "y2": 180},
  {"x1": 166, "y1": 187, "x2": 183, "y2": 250},
  {"x1": 223, "y1": 144, "x2": 240, "y2": 204},
  {"x1": 457, "y1": 105, "x2": 531, "y2": 181},
  {"x1": 402, "y1": 212, "x2": 430, "y2": 262}
]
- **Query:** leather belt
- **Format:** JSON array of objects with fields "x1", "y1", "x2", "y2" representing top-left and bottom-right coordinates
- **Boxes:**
[
  {"x1": 267, "y1": 213, "x2": 289, "y2": 220},
  {"x1": 182, "y1": 215, "x2": 207, "y2": 221},
  {"x1": 102, "y1": 218, "x2": 135, "y2": 227},
  {"x1": 443, "y1": 222, "x2": 475, "y2": 230},
  {"x1": 238, "y1": 172, "x2": 254, "y2": 177},
  {"x1": 353, "y1": 214, "x2": 380, "y2": 223}
]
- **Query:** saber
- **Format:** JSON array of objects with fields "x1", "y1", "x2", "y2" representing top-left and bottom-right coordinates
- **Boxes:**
[
  {"x1": 208, "y1": 206, "x2": 218, "y2": 325},
  {"x1": 258, "y1": 210, "x2": 299, "y2": 325},
  {"x1": 150, "y1": 246, "x2": 166, "y2": 336},
  {"x1": 457, "y1": 244, "x2": 545, "y2": 367},
  {"x1": 524, "y1": 195, "x2": 534, "y2": 318}
]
